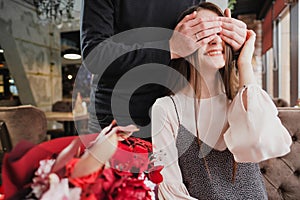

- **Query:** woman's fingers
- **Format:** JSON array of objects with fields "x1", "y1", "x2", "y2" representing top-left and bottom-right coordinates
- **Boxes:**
[
  {"x1": 241, "y1": 30, "x2": 256, "y2": 54},
  {"x1": 116, "y1": 124, "x2": 140, "y2": 141},
  {"x1": 52, "y1": 138, "x2": 82, "y2": 173},
  {"x1": 238, "y1": 30, "x2": 256, "y2": 66},
  {"x1": 71, "y1": 122, "x2": 139, "y2": 178},
  {"x1": 88, "y1": 124, "x2": 139, "y2": 163},
  {"x1": 100, "y1": 119, "x2": 117, "y2": 135}
]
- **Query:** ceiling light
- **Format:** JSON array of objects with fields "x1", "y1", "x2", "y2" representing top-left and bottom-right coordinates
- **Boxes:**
[
  {"x1": 63, "y1": 53, "x2": 81, "y2": 60},
  {"x1": 62, "y1": 49, "x2": 81, "y2": 60},
  {"x1": 0, "y1": 49, "x2": 3, "y2": 53}
]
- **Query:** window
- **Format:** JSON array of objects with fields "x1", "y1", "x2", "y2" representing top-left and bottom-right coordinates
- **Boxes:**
[
  {"x1": 264, "y1": 48, "x2": 274, "y2": 97},
  {"x1": 278, "y1": 10, "x2": 290, "y2": 103}
]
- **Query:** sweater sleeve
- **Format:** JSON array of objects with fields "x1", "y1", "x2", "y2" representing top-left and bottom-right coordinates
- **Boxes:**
[
  {"x1": 223, "y1": 85, "x2": 292, "y2": 163},
  {"x1": 151, "y1": 99, "x2": 196, "y2": 200},
  {"x1": 80, "y1": 0, "x2": 171, "y2": 76}
]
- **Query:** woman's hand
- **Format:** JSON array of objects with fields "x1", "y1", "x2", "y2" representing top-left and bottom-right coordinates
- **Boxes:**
[
  {"x1": 237, "y1": 29, "x2": 257, "y2": 109},
  {"x1": 71, "y1": 121, "x2": 139, "y2": 178},
  {"x1": 237, "y1": 30, "x2": 256, "y2": 68}
]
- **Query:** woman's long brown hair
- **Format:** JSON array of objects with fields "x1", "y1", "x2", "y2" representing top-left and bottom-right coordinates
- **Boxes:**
[{"x1": 170, "y1": 2, "x2": 239, "y2": 183}]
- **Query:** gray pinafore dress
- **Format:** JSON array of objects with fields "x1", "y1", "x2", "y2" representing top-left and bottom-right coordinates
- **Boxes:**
[{"x1": 169, "y1": 96, "x2": 268, "y2": 200}]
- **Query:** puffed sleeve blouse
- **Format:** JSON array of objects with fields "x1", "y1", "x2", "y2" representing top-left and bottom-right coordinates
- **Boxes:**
[{"x1": 151, "y1": 84, "x2": 292, "y2": 199}]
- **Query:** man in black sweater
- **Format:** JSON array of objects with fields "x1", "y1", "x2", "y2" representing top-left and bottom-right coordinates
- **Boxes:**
[{"x1": 80, "y1": 0, "x2": 247, "y2": 141}]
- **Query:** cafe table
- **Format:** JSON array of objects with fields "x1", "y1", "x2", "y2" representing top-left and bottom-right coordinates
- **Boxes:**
[{"x1": 45, "y1": 111, "x2": 88, "y2": 136}]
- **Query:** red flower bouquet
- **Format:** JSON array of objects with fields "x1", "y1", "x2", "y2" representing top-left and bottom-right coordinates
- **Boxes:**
[
  {"x1": 18, "y1": 135, "x2": 163, "y2": 200},
  {"x1": 89, "y1": 137, "x2": 163, "y2": 200}
]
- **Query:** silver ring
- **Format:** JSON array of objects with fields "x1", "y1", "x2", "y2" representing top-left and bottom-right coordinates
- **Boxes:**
[{"x1": 195, "y1": 33, "x2": 199, "y2": 41}]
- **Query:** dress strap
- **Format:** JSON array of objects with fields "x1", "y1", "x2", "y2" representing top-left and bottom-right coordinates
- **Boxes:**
[{"x1": 168, "y1": 96, "x2": 180, "y2": 125}]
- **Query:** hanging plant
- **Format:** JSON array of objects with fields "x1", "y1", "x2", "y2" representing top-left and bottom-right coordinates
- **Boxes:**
[{"x1": 228, "y1": 0, "x2": 237, "y2": 11}]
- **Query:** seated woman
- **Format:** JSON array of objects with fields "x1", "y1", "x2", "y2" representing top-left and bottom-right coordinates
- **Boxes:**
[
  {"x1": 151, "y1": 2, "x2": 292, "y2": 199},
  {"x1": 2, "y1": 120, "x2": 163, "y2": 200}
]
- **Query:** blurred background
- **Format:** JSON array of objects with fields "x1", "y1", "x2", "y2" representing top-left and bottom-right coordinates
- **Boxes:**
[{"x1": 0, "y1": 0, "x2": 298, "y2": 109}]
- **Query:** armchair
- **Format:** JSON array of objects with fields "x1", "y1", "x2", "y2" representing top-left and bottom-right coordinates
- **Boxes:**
[
  {"x1": 259, "y1": 107, "x2": 300, "y2": 200},
  {"x1": 0, "y1": 105, "x2": 47, "y2": 149}
]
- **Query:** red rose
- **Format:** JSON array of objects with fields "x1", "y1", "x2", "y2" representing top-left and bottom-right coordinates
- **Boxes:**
[
  {"x1": 146, "y1": 165, "x2": 164, "y2": 184},
  {"x1": 112, "y1": 177, "x2": 152, "y2": 200},
  {"x1": 131, "y1": 144, "x2": 149, "y2": 173},
  {"x1": 91, "y1": 169, "x2": 124, "y2": 199},
  {"x1": 110, "y1": 138, "x2": 150, "y2": 174},
  {"x1": 110, "y1": 143, "x2": 133, "y2": 172},
  {"x1": 92, "y1": 137, "x2": 159, "y2": 199}
]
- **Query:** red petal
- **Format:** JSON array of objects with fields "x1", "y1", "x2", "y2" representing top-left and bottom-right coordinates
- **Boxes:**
[{"x1": 148, "y1": 165, "x2": 164, "y2": 184}]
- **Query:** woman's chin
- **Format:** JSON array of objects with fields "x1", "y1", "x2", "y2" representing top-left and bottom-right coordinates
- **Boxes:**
[{"x1": 207, "y1": 61, "x2": 225, "y2": 70}]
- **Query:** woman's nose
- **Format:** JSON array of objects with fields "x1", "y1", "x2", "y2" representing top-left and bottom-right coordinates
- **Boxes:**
[{"x1": 209, "y1": 34, "x2": 222, "y2": 45}]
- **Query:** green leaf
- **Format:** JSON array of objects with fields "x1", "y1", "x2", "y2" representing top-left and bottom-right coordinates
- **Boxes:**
[{"x1": 228, "y1": 0, "x2": 237, "y2": 11}]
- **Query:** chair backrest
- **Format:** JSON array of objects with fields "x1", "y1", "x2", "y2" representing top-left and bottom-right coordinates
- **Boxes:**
[
  {"x1": 259, "y1": 107, "x2": 300, "y2": 200},
  {"x1": 52, "y1": 100, "x2": 73, "y2": 112},
  {"x1": 0, "y1": 121, "x2": 12, "y2": 153},
  {"x1": 0, "y1": 105, "x2": 47, "y2": 148}
]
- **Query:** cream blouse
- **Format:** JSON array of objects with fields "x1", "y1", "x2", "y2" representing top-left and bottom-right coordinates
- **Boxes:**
[{"x1": 151, "y1": 84, "x2": 292, "y2": 200}]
